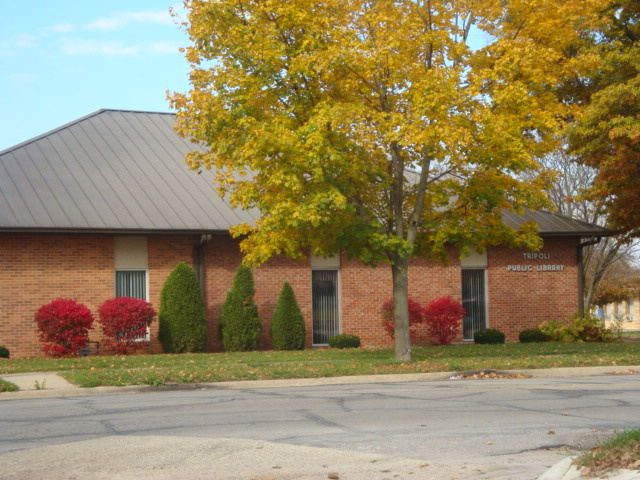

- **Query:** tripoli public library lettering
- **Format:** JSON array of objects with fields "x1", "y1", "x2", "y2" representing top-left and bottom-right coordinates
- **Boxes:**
[{"x1": 507, "y1": 251, "x2": 566, "y2": 272}]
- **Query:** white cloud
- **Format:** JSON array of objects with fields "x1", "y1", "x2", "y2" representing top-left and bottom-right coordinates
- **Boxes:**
[
  {"x1": 149, "y1": 42, "x2": 180, "y2": 55},
  {"x1": 10, "y1": 73, "x2": 38, "y2": 84},
  {"x1": 14, "y1": 34, "x2": 38, "y2": 48},
  {"x1": 48, "y1": 23, "x2": 75, "y2": 34},
  {"x1": 83, "y1": 10, "x2": 173, "y2": 32},
  {"x1": 61, "y1": 39, "x2": 140, "y2": 56},
  {"x1": 0, "y1": 34, "x2": 38, "y2": 56}
]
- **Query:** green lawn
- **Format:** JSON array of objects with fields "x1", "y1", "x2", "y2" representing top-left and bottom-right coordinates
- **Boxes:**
[
  {"x1": 0, "y1": 378, "x2": 18, "y2": 392},
  {"x1": 1, "y1": 342, "x2": 638, "y2": 388}
]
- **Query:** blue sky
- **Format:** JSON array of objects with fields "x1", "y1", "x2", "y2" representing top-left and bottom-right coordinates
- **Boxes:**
[{"x1": 0, "y1": 1, "x2": 191, "y2": 151}]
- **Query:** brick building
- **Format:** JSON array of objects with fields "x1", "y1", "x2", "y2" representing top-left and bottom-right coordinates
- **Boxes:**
[{"x1": 0, "y1": 110, "x2": 612, "y2": 358}]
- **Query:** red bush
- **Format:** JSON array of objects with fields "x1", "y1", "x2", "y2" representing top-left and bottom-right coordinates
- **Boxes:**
[
  {"x1": 381, "y1": 298, "x2": 425, "y2": 340},
  {"x1": 98, "y1": 297, "x2": 156, "y2": 354},
  {"x1": 423, "y1": 296, "x2": 465, "y2": 345},
  {"x1": 34, "y1": 299, "x2": 94, "y2": 357}
]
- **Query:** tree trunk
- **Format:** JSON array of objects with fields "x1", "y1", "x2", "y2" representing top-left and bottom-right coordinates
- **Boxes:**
[{"x1": 392, "y1": 257, "x2": 412, "y2": 362}]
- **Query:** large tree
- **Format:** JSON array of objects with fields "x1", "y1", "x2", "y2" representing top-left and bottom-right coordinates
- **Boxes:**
[
  {"x1": 568, "y1": 0, "x2": 640, "y2": 237},
  {"x1": 171, "y1": 0, "x2": 602, "y2": 361}
]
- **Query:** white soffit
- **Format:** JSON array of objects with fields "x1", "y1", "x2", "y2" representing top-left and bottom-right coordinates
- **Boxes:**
[
  {"x1": 460, "y1": 248, "x2": 487, "y2": 268},
  {"x1": 114, "y1": 236, "x2": 148, "y2": 269},
  {"x1": 311, "y1": 253, "x2": 340, "y2": 269}
]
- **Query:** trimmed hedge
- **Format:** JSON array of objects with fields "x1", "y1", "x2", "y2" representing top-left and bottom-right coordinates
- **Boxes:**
[
  {"x1": 219, "y1": 265, "x2": 261, "y2": 351},
  {"x1": 271, "y1": 282, "x2": 305, "y2": 350},
  {"x1": 158, "y1": 262, "x2": 207, "y2": 353},
  {"x1": 328, "y1": 334, "x2": 361, "y2": 349},
  {"x1": 519, "y1": 328, "x2": 548, "y2": 343},
  {"x1": 474, "y1": 328, "x2": 505, "y2": 344},
  {"x1": 0, "y1": 345, "x2": 9, "y2": 359}
]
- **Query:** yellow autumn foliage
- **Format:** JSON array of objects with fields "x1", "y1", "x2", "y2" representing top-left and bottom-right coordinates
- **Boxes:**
[{"x1": 169, "y1": 0, "x2": 607, "y2": 360}]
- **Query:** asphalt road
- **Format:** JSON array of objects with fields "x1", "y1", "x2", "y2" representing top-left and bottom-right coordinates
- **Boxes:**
[{"x1": 2, "y1": 373, "x2": 640, "y2": 479}]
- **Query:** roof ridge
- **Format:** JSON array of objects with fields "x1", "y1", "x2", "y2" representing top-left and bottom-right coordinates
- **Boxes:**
[{"x1": 0, "y1": 109, "x2": 175, "y2": 156}]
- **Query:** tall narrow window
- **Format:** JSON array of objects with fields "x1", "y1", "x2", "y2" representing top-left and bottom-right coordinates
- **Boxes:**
[
  {"x1": 462, "y1": 269, "x2": 487, "y2": 340},
  {"x1": 114, "y1": 236, "x2": 149, "y2": 340},
  {"x1": 114, "y1": 236, "x2": 148, "y2": 300},
  {"x1": 115, "y1": 270, "x2": 146, "y2": 299},
  {"x1": 312, "y1": 270, "x2": 340, "y2": 345}
]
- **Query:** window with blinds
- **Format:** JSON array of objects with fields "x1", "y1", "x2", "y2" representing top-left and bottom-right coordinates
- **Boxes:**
[
  {"x1": 115, "y1": 270, "x2": 148, "y2": 341},
  {"x1": 462, "y1": 269, "x2": 487, "y2": 340},
  {"x1": 312, "y1": 270, "x2": 340, "y2": 345},
  {"x1": 115, "y1": 270, "x2": 146, "y2": 300}
]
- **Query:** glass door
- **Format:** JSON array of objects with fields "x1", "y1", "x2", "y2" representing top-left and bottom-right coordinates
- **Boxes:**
[
  {"x1": 462, "y1": 269, "x2": 487, "y2": 340},
  {"x1": 312, "y1": 270, "x2": 340, "y2": 345}
]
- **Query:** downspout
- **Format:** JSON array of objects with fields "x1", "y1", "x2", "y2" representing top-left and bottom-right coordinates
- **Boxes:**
[
  {"x1": 193, "y1": 234, "x2": 213, "y2": 298},
  {"x1": 577, "y1": 236, "x2": 602, "y2": 317}
]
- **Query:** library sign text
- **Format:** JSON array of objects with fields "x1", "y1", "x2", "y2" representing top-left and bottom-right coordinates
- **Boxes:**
[{"x1": 507, "y1": 252, "x2": 565, "y2": 272}]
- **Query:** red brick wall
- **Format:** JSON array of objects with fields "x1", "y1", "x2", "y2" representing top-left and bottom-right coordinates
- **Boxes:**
[
  {"x1": 0, "y1": 235, "x2": 113, "y2": 358},
  {"x1": 487, "y1": 237, "x2": 580, "y2": 341},
  {"x1": 202, "y1": 236, "x2": 311, "y2": 350},
  {"x1": 0, "y1": 233, "x2": 581, "y2": 358},
  {"x1": 147, "y1": 235, "x2": 200, "y2": 354},
  {"x1": 340, "y1": 248, "x2": 462, "y2": 347},
  {"x1": 0, "y1": 234, "x2": 202, "y2": 358}
]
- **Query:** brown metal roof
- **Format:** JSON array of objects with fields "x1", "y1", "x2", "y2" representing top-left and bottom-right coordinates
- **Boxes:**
[
  {"x1": 502, "y1": 209, "x2": 614, "y2": 238},
  {"x1": 0, "y1": 109, "x2": 258, "y2": 233},
  {"x1": 0, "y1": 109, "x2": 613, "y2": 238}
]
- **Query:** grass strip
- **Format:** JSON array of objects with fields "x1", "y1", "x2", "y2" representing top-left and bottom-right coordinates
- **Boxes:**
[
  {"x1": 575, "y1": 429, "x2": 640, "y2": 476},
  {"x1": 0, "y1": 342, "x2": 638, "y2": 388}
]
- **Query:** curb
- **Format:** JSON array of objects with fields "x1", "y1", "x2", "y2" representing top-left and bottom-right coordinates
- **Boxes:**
[{"x1": 538, "y1": 456, "x2": 640, "y2": 480}]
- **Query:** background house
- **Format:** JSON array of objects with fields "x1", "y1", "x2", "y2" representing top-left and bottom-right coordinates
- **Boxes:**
[
  {"x1": 0, "y1": 110, "x2": 613, "y2": 358},
  {"x1": 600, "y1": 297, "x2": 640, "y2": 331}
]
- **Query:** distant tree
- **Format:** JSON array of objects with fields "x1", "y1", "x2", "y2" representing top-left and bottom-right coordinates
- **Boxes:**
[
  {"x1": 219, "y1": 265, "x2": 261, "y2": 351},
  {"x1": 593, "y1": 258, "x2": 640, "y2": 306},
  {"x1": 568, "y1": 0, "x2": 640, "y2": 238},
  {"x1": 271, "y1": 282, "x2": 305, "y2": 350},
  {"x1": 171, "y1": 0, "x2": 603, "y2": 361},
  {"x1": 533, "y1": 151, "x2": 638, "y2": 310},
  {"x1": 158, "y1": 262, "x2": 207, "y2": 353}
]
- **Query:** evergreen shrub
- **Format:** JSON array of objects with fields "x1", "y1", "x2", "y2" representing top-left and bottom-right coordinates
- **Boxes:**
[
  {"x1": 34, "y1": 299, "x2": 94, "y2": 357},
  {"x1": 158, "y1": 262, "x2": 207, "y2": 353},
  {"x1": 219, "y1": 265, "x2": 261, "y2": 351},
  {"x1": 0, "y1": 345, "x2": 9, "y2": 359},
  {"x1": 328, "y1": 334, "x2": 361, "y2": 349},
  {"x1": 271, "y1": 282, "x2": 305, "y2": 350},
  {"x1": 474, "y1": 328, "x2": 505, "y2": 344},
  {"x1": 518, "y1": 328, "x2": 548, "y2": 343}
]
